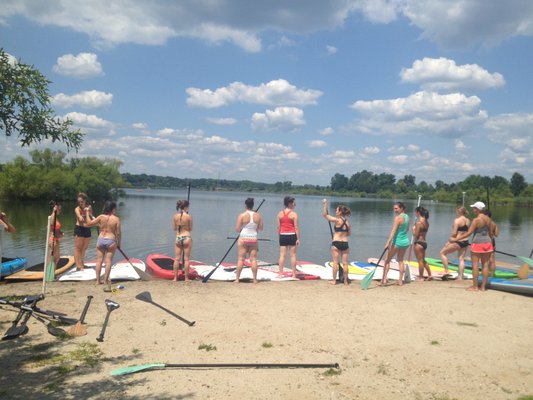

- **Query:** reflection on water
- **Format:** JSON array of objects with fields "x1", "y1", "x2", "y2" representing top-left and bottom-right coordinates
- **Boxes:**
[{"x1": 1, "y1": 189, "x2": 533, "y2": 267}]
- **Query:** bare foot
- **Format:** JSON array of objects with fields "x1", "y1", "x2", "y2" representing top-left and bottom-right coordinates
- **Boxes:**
[
  {"x1": 466, "y1": 286, "x2": 479, "y2": 292},
  {"x1": 329, "y1": 280, "x2": 337, "y2": 285},
  {"x1": 253, "y1": 280, "x2": 258, "y2": 284}
]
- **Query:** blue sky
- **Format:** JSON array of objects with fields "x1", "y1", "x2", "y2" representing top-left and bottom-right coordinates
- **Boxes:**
[{"x1": 1, "y1": 1, "x2": 533, "y2": 186}]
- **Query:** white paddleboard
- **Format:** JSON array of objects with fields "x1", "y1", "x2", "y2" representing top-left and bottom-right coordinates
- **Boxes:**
[{"x1": 59, "y1": 258, "x2": 146, "y2": 281}]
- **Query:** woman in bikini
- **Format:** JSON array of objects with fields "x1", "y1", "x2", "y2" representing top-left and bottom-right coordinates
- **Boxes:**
[
  {"x1": 322, "y1": 199, "x2": 351, "y2": 285},
  {"x1": 85, "y1": 201, "x2": 121, "y2": 288},
  {"x1": 455, "y1": 201, "x2": 494, "y2": 291},
  {"x1": 277, "y1": 196, "x2": 300, "y2": 278},
  {"x1": 439, "y1": 206, "x2": 470, "y2": 280},
  {"x1": 47, "y1": 201, "x2": 64, "y2": 270},
  {"x1": 236, "y1": 198, "x2": 263, "y2": 283},
  {"x1": 172, "y1": 199, "x2": 193, "y2": 282},
  {"x1": 413, "y1": 206, "x2": 431, "y2": 280},
  {"x1": 74, "y1": 193, "x2": 93, "y2": 271},
  {"x1": 382, "y1": 202, "x2": 409, "y2": 286}
]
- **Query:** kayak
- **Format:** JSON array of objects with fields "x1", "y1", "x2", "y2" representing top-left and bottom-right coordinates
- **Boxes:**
[
  {"x1": 145, "y1": 254, "x2": 199, "y2": 280},
  {"x1": 59, "y1": 258, "x2": 147, "y2": 281},
  {"x1": 1, "y1": 257, "x2": 28, "y2": 278},
  {"x1": 485, "y1": 277, "x2": 533, "y2": 296},
  {"x1": 425, "y1": 257, "x2": 517, "y2": 279},
  {"x1": 5, "y1": 256, "x2": 75, "y2": 281}
]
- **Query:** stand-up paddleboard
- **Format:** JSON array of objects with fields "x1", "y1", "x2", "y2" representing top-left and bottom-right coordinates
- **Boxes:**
[
  {"x1": 220, "y1": 262, "x2": 280, "y2": 281},
  {"x1": 59, "y1": 258, "x2": 146, "y2": 281},
  {"x1": 193, "y1": 263, "x2": 235, "y2": 281},
  {"x1": 368, "y1": 258, "x2": 460, "y2": 280},
  {"x1": 296, "y1": 261, "x2": 334, "y2": 280},
  {"x1": 145, "y1": 254, "x2": 199, "y2": 280},
  {"x1": 1, "y1": 257, "x2": 28, "y2": 278},
  {"x1": 5, "y1": 256, "x2": 75, "y2": 281},
  {"x1": 254, "y1": 260, "x2": 319, "y2": 281},
  {"x1": 425, "y1": 257, "x2": 517, "y2": 279},
  {"x1": 484, "y1": 277, "x2": 533, "y2": 296}
]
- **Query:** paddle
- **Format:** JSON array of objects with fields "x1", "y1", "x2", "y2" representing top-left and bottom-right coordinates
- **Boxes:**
[
  {"x1": 117, "y1": 247, "x2": 152, "y2": 281},
  {"x1": 45, "y1": 206, "x2": 58, "y2": 282},
  {"x1": 324, "y1": 199, "x2": 343, "y2": 282},
  {"x1": 494, "y1": 250, "x2": 533, "y2": 279},
  {"x1": 96, "y1": 299, "x2": 120, "y2": 342},
  {"x1": 202, "y1": 199, "x2": 265, "y2": 283},
  {"x1": 41, "y1": 215, "x2": 52, "y2": 295},
  {"x1": 67, "y1": 295, "x2": 93, "y2": 336},
  {"x1": 226, "y1": 237, "x2": 272, "y2": 241},
  {"x1": 360, "y1": 247, "x2": 388, "y2": 290},
  {"x1": 405, "y1": 195, "x2": 422, "y2": 283},
  {"x1": 136, "y1": 291, "x2": 195, "y2": 326},
  {"x1": 2, "y1": 296, "x2": 40, "y2": 340},
  {"x1": 518, "y1": 249, "x2": 533, "y2": 279},
  {"x1": 111, "y1": 362, "x2": 340, "y2": 376},
  {"x1": 29, "y1": 310, "x2": 67, "y2": 337},
  {"x1": 178, "y1": 183, "x2": 191, "y2": 271}
]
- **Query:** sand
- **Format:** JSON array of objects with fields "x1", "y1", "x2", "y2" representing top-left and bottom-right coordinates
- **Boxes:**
[{"x1": 0, "y1": 277, "x2": 532, "y2": 400}]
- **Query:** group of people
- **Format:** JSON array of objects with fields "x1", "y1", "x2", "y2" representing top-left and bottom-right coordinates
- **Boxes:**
[
  {"x1": 3, "y1": 193, "x2": 500, "y2": 291},
  {"x1": 378, "y1": 200, "x2": 499, "y2": 291},
  {"x1": 45, "y1": 194, "x2": 121, "y2": 287}
]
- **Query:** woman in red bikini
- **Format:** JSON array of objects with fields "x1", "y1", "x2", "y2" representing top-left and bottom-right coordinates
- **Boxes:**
[
  {"x1": 47, "y1": 201, "x2": 64, "y2": 269},
  {"x1": 277, "y1": 196, "x2": 300, "y2": 278}
]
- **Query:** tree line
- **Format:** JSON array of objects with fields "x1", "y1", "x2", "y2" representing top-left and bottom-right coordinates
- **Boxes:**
[{"x1": 0, "y1": 149, "x2": 127, "y2": 201}]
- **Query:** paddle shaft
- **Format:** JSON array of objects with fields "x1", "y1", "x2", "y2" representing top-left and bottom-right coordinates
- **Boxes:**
[
  {"x1": 407, "y1": 195, "x2": 422, "y2": 263},
  {"x1": 117, "y1": 247, "x2": 152, "y2": 281},
  {"x1": 143, "y1": 297, "x2": 195, "y2": 326},
  {"x1": 79, "y1": 295, "x2": 94, "y2": 323},
  {"x1": 202, "y1": 199, "x2": 265, "y2": 283}
]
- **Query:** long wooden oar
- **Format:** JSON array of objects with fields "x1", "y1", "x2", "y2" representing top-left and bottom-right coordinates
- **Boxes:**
[
  {"x1": 202, "y1": 199, "x2": 265, "y2": 283},
  {"x1": 67, "y1": 295, "x2": 93, "y2": 336},
  {"x1": 111, "y1": 362, "x2": 340, "y2": 376},
  {"x1": 117, "y1": 247, "x2": 152, "y2": 281},
  {"x1": 360, "y1": 247, "x2": 388, "y2": 290}
]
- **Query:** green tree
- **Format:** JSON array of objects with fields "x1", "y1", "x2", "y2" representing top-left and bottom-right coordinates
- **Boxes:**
[
  {"x1": 510, "y1": 172, "x2": 527, "y2": 196},
  {"x1": 0, "y1": 49, "x2": 83, "y2": 149},
  {"x1": 330, "y1": 173, "x2": 349, "y2": 191}
]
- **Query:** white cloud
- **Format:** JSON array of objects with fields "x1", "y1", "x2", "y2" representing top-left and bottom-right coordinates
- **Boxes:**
[
  {"x1": 350, "y1": 91, "x2": 487, "y2": 137},
  {"x1": 132, "y1": 122, "x2": 148, "y2": 130},
  {"x1": 363, "y1": 146, "x2": 380, "y2": 155},
  {"x1": 52, "y1": 53, "x2": 103, "y2": 78},
  {"x1": 325, "y1": 45, "x2": 338, "y2": 55},
  {"x1": 319, "y1": 127, "x2": 334, "y2": 136},
  {"x1": 251, "y1": 107, "x2": 306, "y2": 132},
  {"x1": 52, "y1": 90, "x2": 112, "y2": 108},
  {"x1": 63, "y1": 111, "x2": 114, "y2": 132},
  {"x1": 2, "y1": 1, "x2": 533, "y2": 52},
  {"x1": 400, "y1": 57, "x2": 505, "y2": 91},
  {"x1": 388, "y1": 155, "x2": 409, "y2": 164},
  {"x1": 186, "y1": 79, "x2": 322, "y2": 108},
  {"x1": 206, "y1": 117, "x2": 238, "y2": 125},
  {"x1": 307, "y1": 140, "x2": 327, "y2": 148},
  {"x1": 454, "y1": 138, "x2": 467, "y2": 152}
]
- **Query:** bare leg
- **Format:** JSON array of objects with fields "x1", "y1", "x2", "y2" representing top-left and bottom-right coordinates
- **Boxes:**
[
  {"x1": 236, "y1": 242, "x2": 246, "y2": 283},
  {"x1": 103, "y1": 246, "x2": 116, "y2": 286},
  {"x1": 330, "y1": 246, "x2": 339, "y2": 285},
  {"x1": 480, "y1": 253, "x2": 490, "y2": 291},
  {"x1": 341, "y1": 250, "x2": 349, "y2": 285},
  {"x1": 183, "y1": 240, "x2": 192, "y2": 282},
  {"x1": 173, "y1": 245, "x2": 183, "y2": 281},
  {"x1": 95, "y1": 246, "x2": 105, "y2": 285},
  {"x1": 250, "y1": 247, "x2": 258, "y2": 284},
  {"x1": 278, "y1": 246, "x2": 287, "y2": 275},
  {"x1": 289, "y1": 245, "x2": 298, "y2": 277},
  {"x1": 74, "y1": 236, "x2": 84, "y2": 270},
  {"x1": 467, "y1": 252, "x2": 480, "y2": 291},
  {"x1": 457, "y1": 247, "x2": 467, "y2": 280}
]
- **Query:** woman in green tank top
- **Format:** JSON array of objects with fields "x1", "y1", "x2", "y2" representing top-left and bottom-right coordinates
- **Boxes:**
[{"x1": 381, "y1": 202, "x2": 410, "y2": 286}]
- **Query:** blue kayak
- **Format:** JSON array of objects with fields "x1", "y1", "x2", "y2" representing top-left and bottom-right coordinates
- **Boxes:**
[{"x1": 1, "y1": 257, "x2": 28, "y2": 278}]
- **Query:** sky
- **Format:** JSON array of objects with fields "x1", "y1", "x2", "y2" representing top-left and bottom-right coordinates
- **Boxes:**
[{"x1": 1, "y1": 0, "x2": 533, "y2": 186}]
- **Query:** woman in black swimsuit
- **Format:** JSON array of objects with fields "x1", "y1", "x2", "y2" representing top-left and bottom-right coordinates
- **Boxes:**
[
  {"x1": 439, "y1": 206, "x2": 470, "y2": 279},
  {"x1": 413, "y1": 207, "x2": 431, "y2": 280},
  {"x1": 322, "y1": 199, "x2": 351, "y2": 286}
]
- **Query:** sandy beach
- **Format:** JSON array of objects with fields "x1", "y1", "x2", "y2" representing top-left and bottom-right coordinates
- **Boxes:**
[{"x1": 1, "y1": 277, "x2": 532, "y2": 400}]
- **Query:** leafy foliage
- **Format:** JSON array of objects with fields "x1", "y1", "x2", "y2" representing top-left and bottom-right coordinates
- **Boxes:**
[
  {"x1": 0, "y1": 49, "x2": 83, "y2": 149},
  {"x1": 0, "y1": 149, "x2": 127, "y2": 200}
]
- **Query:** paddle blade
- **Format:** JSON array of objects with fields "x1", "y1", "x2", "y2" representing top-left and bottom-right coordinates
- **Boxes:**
[
  {"x1": 45, "y1": 260, "x2": 55, "y2": 282},
  {"x1": 111, "y1": 363, "x2": 165, "y2": 376},
  {"x1": 135, "y1": 291, "x2": 152, "y2": 303},
  {"x1": 517, "y1": 255, "x2": 533, "y2": 267},
  {"x1": 360, "y1": 268, "x2": 376, "y2": 290},
  {"x1": 67, "y1": 322, "x2": 87, "y2": 337},
  {"x1": 517, "y1": 263, "x2": 530, "y2": 279}
]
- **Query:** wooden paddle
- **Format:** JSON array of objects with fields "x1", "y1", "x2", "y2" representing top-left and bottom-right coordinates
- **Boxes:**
[
  {"x1": 67, "y1": 295, "x2": 93, "y2": 336},
  {"x1": 517, "y1": 249, "x2": 533, "y2": 279}
]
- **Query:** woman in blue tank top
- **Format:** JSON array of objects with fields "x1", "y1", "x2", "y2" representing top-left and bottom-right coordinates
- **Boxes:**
[{"x1": 381, "y1": 202, "x2": 409, "y2": 286}]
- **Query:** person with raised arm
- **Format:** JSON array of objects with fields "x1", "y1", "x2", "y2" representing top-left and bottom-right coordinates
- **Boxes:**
[{"x1": 322, "y1": 199, "x2": 351, "y2": 285}]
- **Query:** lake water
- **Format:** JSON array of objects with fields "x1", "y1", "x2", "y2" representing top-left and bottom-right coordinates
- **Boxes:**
[{"x1": 1, "y1": 189, "x2": 533, "y2": 268}]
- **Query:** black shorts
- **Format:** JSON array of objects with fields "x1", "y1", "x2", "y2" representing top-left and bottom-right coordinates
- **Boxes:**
[
  {"x1": 458, "y1": 240, "x2": 469, "y2": 248},
  {"x1": 74, "y1": 225, "x2": 92, "y2": 238},
  {"x1": 332, "y1": 241, "x2": 349, "y2": 251},
  {"x1": 279, "y1": 234, "x2": 297, "y2": 246}
]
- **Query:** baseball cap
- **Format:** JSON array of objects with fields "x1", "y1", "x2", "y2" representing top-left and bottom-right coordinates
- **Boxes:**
[{"x1": 470, "y1": 201, "x2": 486, "y2": 210}]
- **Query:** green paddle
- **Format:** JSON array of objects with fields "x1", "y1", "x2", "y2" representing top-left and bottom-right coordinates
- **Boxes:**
[
  {"x1": 111, "y1": 362, "x2": 340, "y2": 376},
  {"x1": 361, "y1": 247, "x2": 387, "y2": 290},
  {"x1": 45, "y1": 207, "x2": 58, "y2": 282}
]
